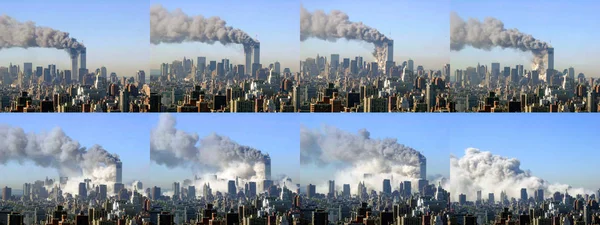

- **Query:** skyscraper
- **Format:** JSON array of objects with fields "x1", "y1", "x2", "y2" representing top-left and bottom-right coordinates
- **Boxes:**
[
  {"x1": 228, "y1": 180, "x2": 236, "y2": 197},
  {"x1": 115, "y1": 161, "x2": 123, "y2": 184},
  {"x1": 78, "y1": 182, "x2": 87, "y2": 199},
  {"x1": 420, "y1": 158, "x2": 427, "y2": 180},
  {"x1": 547, "y1": 48, "x2": 554, "y2": 71},
  {"x1": 264, "y1": 155, "x2": 271, "y2": 180},
  {"x1": 383, "y1": 179, "x2": 391, "y2": 194},
  {"x1": 328, "y1": 180, "x2": 335, "y2": 198},
  {"x1": 520, "y1": 188, "x2": 528, "y2": 201}
]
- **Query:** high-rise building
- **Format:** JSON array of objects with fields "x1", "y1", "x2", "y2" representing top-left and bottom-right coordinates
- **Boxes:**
[
  {"x1": 342, "y1": 184, "x2": 350, "y2": 198},
  {"x1": 520, "y1": 188, "x2": 528, "y2": 201},
  {"x1": 99, "y1": 184, "x2": 107, "y2": 200},
  {"x1": 80, "y1": 47, "x2": 87, "y2": 69},
  {"x1": 328, "y1": 180, "x2": 335, "y2": 198},
  {"x1": 547, "y1": 48, "x2": 554, "y2": 71},
  {"x1": 115, "y1": 161, "x2": 123, "y2": 183},
  {"x1": 2, "y1": 186, "x2": 11, "y2": 201},
  {"x1": 137, "y1": 70, "x2": 146, "y2": 86},
  {"x1": 387, "y1": 40, "x2": 394, "y2": 62},
  {"x1": 78, "y1": 182, "x2": 87, "y2": 199},
  {"x1": 407, "y1": 59, "x2": 414, "y2": 72},
  {"x1": 420, "y1": 158, "x2": 427, "y2": 180},
  {"x1": 173, "y1": 182, "x2": 180, "y2": 200},
  {"x1": 264, "y1": 155, "x2": 271, "y2": 180},
  {"x1": 488, "y1": 193, "x2": 495, "y2": 204},
  {"x1": 253, "y1": 43, "x2": 260, "y2": 65},
  {"x1": 274, "y1": 61, "x2": 281, "y2": 74},
  {"x1": 330, "y1": 54, "x2": 339, "y2": 71},
  {"x1": 403, "y1": 181, "x2": 411, "y2": 196},
  {"x1": 71, "y1": 53, "x2": 78, "y2": 81},
  {"x1": 307, "y1": 184, "x2": 316, "y2": 198},
  {"x1": 197, "y1": 57, "x2": 206, "y2": 75},
  {"x1": 228, "y1": 180, "x2": 236, "y2": 197},
  {"x1": 459, "y1": 193, "x2": 467, "y2": 205},
  {"x1": 188, "y1": 186, "x2": 196, "y2": 199},
  {"x1": 152, "y1": 186, "x2": 161, "y2": 200},
  {"x1": 245, "y1": 48, "x2": 252, "y2": 75},
  {"x1": 383, "y1": 179, "x2": 391, "y2": 194}
]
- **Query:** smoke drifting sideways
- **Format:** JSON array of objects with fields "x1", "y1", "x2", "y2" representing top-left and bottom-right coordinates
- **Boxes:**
[
  {"x1": 300, "y1": 6, "x2": 391, "y2": 69},
  {"x1": 0, "y1": 14, "x2": 85, "y2": 58},
  {"x1": 150, "y1": 4, "x2": 258, "y2": 53},
  {"x1": 300, "y1": 125, "x2": 426, "y2": 195},
  {"x1": 150, "y1": 114, "x2": 271, "y2": 182},
  {"x1": 450, "y1": 12, "x2": 550, "y2": 73},
  {"x1": 450, "y1": 148, "x2": 590, "y2": 201},
  {"x1": 0, "y1": 125, "x2": 119, "y2": 196}
]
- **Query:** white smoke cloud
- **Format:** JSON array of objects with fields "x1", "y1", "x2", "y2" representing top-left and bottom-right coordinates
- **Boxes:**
[
  {"x1": 450, "y1": 148, "x2": 591, "y2": 201},
  {"x1": 300, "y1": 125, "x2": 426, "y2": 194},
  {"x1": 450, "y1": 12, "x2": 549, "y2": 74},
  {"x1": 151, "y1": 114, "x2": 271, "y2": 181},
  {"x1": 300, "y1": 6, "x2": 390, "y2": 69}
]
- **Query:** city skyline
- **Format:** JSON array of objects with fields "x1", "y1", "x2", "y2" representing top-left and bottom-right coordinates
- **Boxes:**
[
  {"x1": 0, "y1": 114, "x2": 151, "y2": 189},
  {"x1": 0, "y1": 0, "x2": 150, "y2": 78},
  {"x1": 150, "y1": 0, "x2": 299, "y2": 73},
  {"x1": 450, "y1": 0, "x2": 600, "y2": 78},
  {"x1": 300, "y1": 0, "x2": 450, "y2": 71}
]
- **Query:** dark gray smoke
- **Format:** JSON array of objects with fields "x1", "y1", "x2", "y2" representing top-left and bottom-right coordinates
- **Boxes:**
[
  {"x1": 0, "y1": 14, "x2": 85, "y2": 57},
  {"x1": 0, "y1": 125, "x2": 120, "y2": 180},
  {"x1": 150, "y1": 114, "x2": 269, "y2": 180},
  {"x1": 150, "y1": 4, "x2": 258, "y2": 51},
  {"x1": 301, "y1": 125, "x2": 425, "y2": 192},
  {"x1": 450, "y1": 12, "x2": 549, "y2": 71},
  {"x1": 300, "y1": 6, "x2": 390, "y2": 68}
]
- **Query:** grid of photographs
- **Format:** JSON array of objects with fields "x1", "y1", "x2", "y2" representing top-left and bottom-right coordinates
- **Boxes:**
[{"x1": 1, "y1": 1, "x2": 600, "y2": 225}]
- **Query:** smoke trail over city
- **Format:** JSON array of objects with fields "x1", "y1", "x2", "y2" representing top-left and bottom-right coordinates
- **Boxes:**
[
  {"x1": 450, "y1": 148, "x2": 590, "y2": 201},
  {"x1": 300, "y1": 6, "x2": 391, "y2": 69},
  {"x1": 150, "y1": 114, "x2": 270, "y2": 181},
  {"x1": 450, "y1": 12, "x2": 550, "y2": 73},
  {"x1": 0, "y1": 125, "x2": 120, "y2": 195},
  {"x1": 150, "y1": 4, "x2": 258, "y2": 53},
  {"x1": 300, "y1": 125, "x2": 426, "y2": 194},
  {"x1": 0, "y1": 14, "x2": 85, "y2": 57}
]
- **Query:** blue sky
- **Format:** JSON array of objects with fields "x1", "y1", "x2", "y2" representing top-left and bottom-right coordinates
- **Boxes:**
[
  {"x1": 0, "y1": 0, "x2": 149, "y2": 78},
  {"x1": 451, "y1": 0, "x2": 600, "y2": 77},
  {"x1": 300, "y1": 0, "x2": 450, "y2": 71},
  {"x1": 147, "y1": 114, "x2": 300, "y2": 188},
  {"x1": 448, "y1": 114, "x2": 600, "y2": 190},
  {"x1": 150, "y1": 0, "x2": 300, "y2": 73},
  {"x1": 0, "y1": 114, "x2": 151, "y2": 189},
  {"x1": 299, "y1": 114, "x2": 451, "y2": 186}
]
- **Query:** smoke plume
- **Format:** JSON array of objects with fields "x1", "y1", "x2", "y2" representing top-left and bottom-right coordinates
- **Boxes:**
[
  {"x1": 450, "y1": 12, "x2": 550, "y2": 73},
  {"x1": 450, "y1": 148, "x2": 590, "y2": 201},
  {"x1": 300, "y1": 125, "x2": 425, "y2": 194},
  {"x1": 151, "y1": 114, "x2": 270, "y2": 181},
  {"x1": 150, "y1": 4, "x2": 258, "y2": 51},
  {"x1": 0, "y1": 14, "x2": 85, "y2": 57},
  {"x1": 0, "y1": 125, "x2": 120, "y2": 195},
  {"x1": 300, "y1": 6, "x2": 391, "y2": 69}
]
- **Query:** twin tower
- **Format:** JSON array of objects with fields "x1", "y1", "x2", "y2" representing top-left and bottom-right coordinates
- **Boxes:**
[
  {"x1": 70, "y1": 47, "x2": 87, "y2": 82},
  {"x1": 244, "y1": 43, "x2": 261, "y2": 76}
]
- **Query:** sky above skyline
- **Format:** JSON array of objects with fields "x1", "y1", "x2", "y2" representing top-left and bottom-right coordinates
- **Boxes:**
[
  {"x1": 0, "y1": 114, "x2": 152, "y2": 189},
  {"x1": 448, "y1": 114, "x2": 600, "y2": 191},
  {"x1": 150, "y1": 0, "x2": 300, "y2": 73},
  {"x1": 450, "y1": 0, "x2": 600, "y2": 78},
  {"x1": 298, "y1": 114, "x2": 450, "y2": 187},
  {"x1": 0, "y1": 0, "x2": 150, "y2": 78},
  {"x1": 300, "y1": 0, "x2": 450, "y2": 71},
  {"x1": 147, "y1": 114, "x2": 300, "y2": 189}
]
